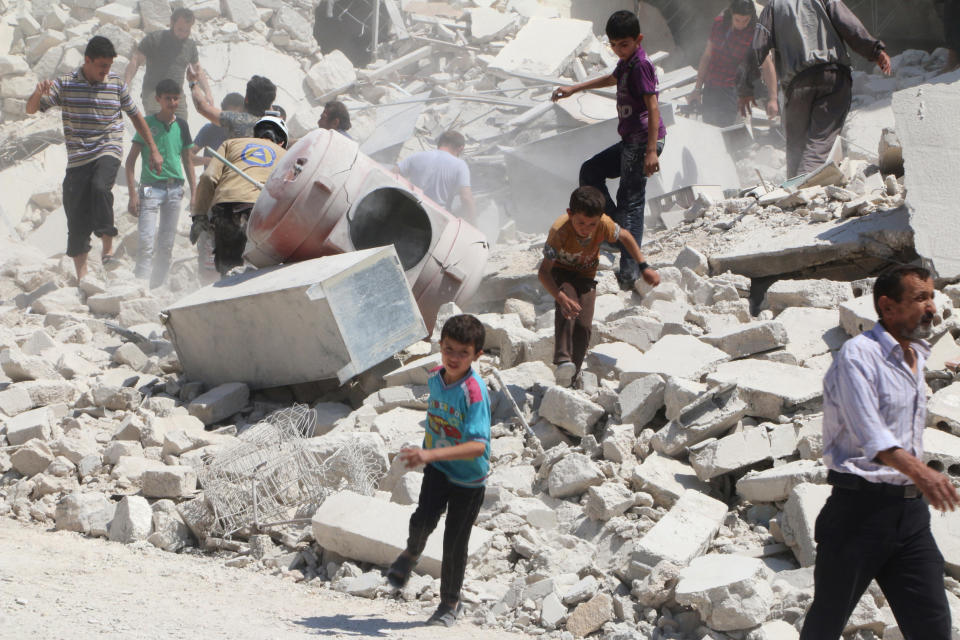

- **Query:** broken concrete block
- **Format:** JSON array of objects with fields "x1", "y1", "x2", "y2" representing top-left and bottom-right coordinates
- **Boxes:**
[
  {"x1": 565, "y1": 592, "x2": 613, "y2": 638},
  {"x1": 21, "y1": 329, "x2": 57, "y2": 356},
  {"x1": 148, "y1": 500, "x2": 192, "y2": 551},
  {"x1": 187, "y1": 382, "x2": 249, "y2": 425},
  {"x1": 371, "y1": 407, "x2": 425, "y2": 452},
  {"x1": 103, "y1": 441, "x2": 143, "y2": 466},
  {"x1": 737, "y1": 459, "x2": 827, "y2": 503},
  {"x1": 539, "y1": 387, "x2": 604, "y2": 437},
  {"x1": 587, "y1": 342, "x2": 645, "y2": 380},
  {"x1": 631, "y1": 560, "x2": 682, "y2": 608},
  {"x1": 651, "y1": 385, "x2": 747, "y2": 456},
  {"x1": 707, "y1": 360, "x2": 823, "y2": 420},
  {"x1": 91, "y1": 385, "x2": 142, "y2": 411},
  {"x1": 618, "y1": 374, "x2": 665, "y2": 428},
  {"x1": 561, "y1": 575, "x2": 599, "y2": 606},
  {"x1": 584, "y1": 482, "x2": 635, "y2": 521},
  {"x1": 110, "y1": 456, "x2": 168, "y2": 484},
  {"x1": 1, "y1": 347, "x2": 59, "y2": 381},
  {"x1": 55, "y1": 492, "x2": 115, "y2": 536},
  {"x1": 6, "y1": 406, "x2": 53, "y2": 448},
  {"x1": 701, "y1": 321, "x2": 788, "y2": 359},
  {"x1": 674, "y1": 246, "x2": 709, "y2": 276},
  {"x1": 11, "y1": 439, "x2": 54, "y2": 477},
  {"x1": 112, "y1": 342, "x2": 148, "y2": 371},
  {"x1": 928, "y1": 382, "x2": 960, "y2": 435},
  {"x1": 923, "y1": 428, "x2": 960, "y2": 471},
  {"x1": 688, "y1": 427, "x2": 772, "y2": 480},
  {"x1": 780, "y1": 483, "x2": 831, "y2": 566},
  {"x1": 488, "y1": 464, "x2": 536, "y2": 497},
  {"x1": 621, "y1": 335, "x2": 730, "y2": 383},
  {"x1": 177, "y1": 495, "x2": 216, "y2": 543},
  {"x1": 630, "y1": 452, "x2": 709, "y2": 508},
  {"x1": 109, "y1": 495, "x2": 153, "y2": 543},
  {"x1": 222, "y1": 0, "x2": 259, "y2": 29},
  {"x1": 764, "y1": 279, "x2": 854, "y2": 313},
  {"x1": 633, "y1": 489, "x2": 728, "y2": 567},
  {"x1": 468, "y1": 7, "x2": 517, "y2": 41},
  {"x1": 0, "y1": 386, "x2": 33, "y2": 417},
  {"x1": 599, "y1": 314, "x2": 663, "y2": 352},
  {"x1": 664, "y1": 377, "x2": 707, "y2": 421},
  {"x1": 142, "y1": 466, "x2": 197, "y2": 498},
  {"x1": 382, "y1": 353, "x2": 442, "y2": 387},
  {"x1": 490, "y1": 17, "x2": 594, "y2": 77},
  {"x1": 312, "y1": 490, "x2": 492, "y2": 578},
  {"x1": 838, "y1": 294, "x2": 877, "y2": 337},
  {"x1": 390, "y1": 471, "x2": 421, "y2": 506},
  {"x1": 51, "y1": 431, "x2": 100, "y2": 465},
  {"x1": 776, "y1": 307, "x2": 848, "y2": 364},
  {"x1": 927, "y1": 332, "x2": 960, "y2": 373},
  {"x1": 540, "y1": 591, "x2": 567, "y2": 629},
  {"x1": 675, "y1": 554, "x2": 774, "y2": 631},
  {"x1": 306, "y1": 50, "x2": 357, "y2": 98},
  {"x1": 547, "y1": 453, "x2": 604, "y2": 498},
  {"x1": 95, "y1": 3, "x2": 141, "y2": 28}
]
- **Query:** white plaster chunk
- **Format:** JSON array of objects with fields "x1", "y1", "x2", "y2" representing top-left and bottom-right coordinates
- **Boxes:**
[
  {"x1": 764, "y1": 279, "x2": 854, "y2": 313},
  {"x1": 630, "y1": 452, "x2": 709, "y2": 508},
  {"x1": 539, "y1": 386, "x2": 604, "y2": 437},
  {"x1": 109, "y1": 495, "x2": 153, "y2": 543},
  {"x1": 780, "y1": 483, "x2": 831, "y2": 567},
  {"x1": 737, "y1": 459, "x2": 827, "y2": 503},
  {"x1": 707, "y1": 360, "x2": 824, "y2": 420},
  {"x1": 688, "y1": 427, "x2": 773, "y2": 480},
  {"x1": 633, "y1": 489, "x2": 728, "y2": 567},
  {"x1": 547, "y1": 453, "x2": 604, "y2": 498},
  {"x1": 675, "y1": 554, "x2": 774, "y2": 631},
  {"x1": 621, "y1": 335, "x2": 730, "y2": 383},
  {"x1": 700, "y1": 321, "x2": 788, "y2": 359},
  {"x1": 618, "y1": 374, "x2": 665, "y2": 427}
]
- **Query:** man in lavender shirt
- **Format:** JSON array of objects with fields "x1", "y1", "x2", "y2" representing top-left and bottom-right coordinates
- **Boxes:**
[
  {"x1": 803, "y1": 265, "x2": 959, "y2": 639},
  {"x1": 552, "y1": 10, "x2": 666, "y2": 291}
]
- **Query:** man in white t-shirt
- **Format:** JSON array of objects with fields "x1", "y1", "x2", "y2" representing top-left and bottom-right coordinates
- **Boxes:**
[{"x1": 398, "y1": 130, "x2": 476, "y2": 224}]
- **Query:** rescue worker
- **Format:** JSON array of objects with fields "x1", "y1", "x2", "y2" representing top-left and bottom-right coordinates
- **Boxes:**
[{"x1": 190, "y1": 115, "x2": 288, "y2": 276}]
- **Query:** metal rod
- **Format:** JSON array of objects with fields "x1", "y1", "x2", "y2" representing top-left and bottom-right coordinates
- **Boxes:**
[
  {"x1": 204, "y1": 146, "x2": 265, "y2": 190},
  {"x1": 371, "y1": 0, "x2": 381, "y2": 58}
]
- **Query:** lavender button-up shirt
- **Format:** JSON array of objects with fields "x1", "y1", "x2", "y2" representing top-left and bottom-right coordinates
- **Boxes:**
[{"x1": 822, "y1": 323, "x2": 929, "y2": 485}]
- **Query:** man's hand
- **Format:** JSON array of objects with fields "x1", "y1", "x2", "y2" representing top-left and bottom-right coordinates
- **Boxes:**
[
  {"x1": 399, "y1": 446, "x2": 432, "y2": 469},
  {"x1": 641, "y1": 266, "x2": 660, "y2": 287},
  {"x1": 148, "y1": 148, "x2": 163, "y2": 175},
  {"x1": 766, "y1": 98, "x2": 779, "y2": 118},
  {"x1": 34, "y1": 79, "x2": 54, "y2": 97},
  {"x1": 876, "y1": 51, "x2": 892, "y2": 76},
  {"x1": 644, "y1": 149, "x2": 660, "y2": 176},
  {"x1": 551, "y1": 86, "x2": 576, "y2": 102},
  {"x1": 686, "y1": 88, "x2": 702, "y2": 106},
  {"x1": 127, "y1": 191, "x2": 139, "y2": 216},
  {"x1": 557, "y1": 291, "x2": 581, "y2": 320},
  {"x1": 186, "y1": 63, "x2": 198, "y2": 83},
  {"x1": 738, "y1": 96, "x2": 756, "y2": 117},
  {"x1": 189, "y1": 214, "x2": 209, "y2": 245},
  {"x1": 915, "y1": 465, "x2": 960, "y2": 512}
]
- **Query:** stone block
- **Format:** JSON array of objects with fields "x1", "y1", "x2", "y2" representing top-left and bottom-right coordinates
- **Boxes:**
[
  {"x1": 0, "y1": 386, "x2": 33, "y2": 417},
  {"x1": 617, "y1": 374, "x2": 665, "y2": 428},
  {"x1": 621, "y1": 335, "x2": 730, "y2": 383},
  {"x1": 5, "y1": 406, "x2": 51, "y2": 445},
  {"x1": 187, "y1": 382, "x2": 249, "y2": 425},
  {"x1": 55, "y1": 492, "x2": 115, "y2": 536},
  {"x1": 776, "y1": 307, "x2": 848, "y2": 364},
  {"x1": 675, "y1": 554, "x2": 773, "y2": 631},
  {"x1": 630, "y1": 452, "x2": 709, "y2": 508},
  {"x1": 390, "y1": 471, "x2": 421, "y2": 505},
  {"x1": 540, "y1": 592, "x2": 567, "y2": 629},
  {"x1": 599, "y1": 314, "x2": 663, "y2": 351},
  {"x1": 701, "y1": 321, "x2": 788, "y2": 359},
  {"x1": 103, "y1": 441, "x2": 143, "y2": 466},
  {"x1": 142, "y1": 466, "x2": 197, "y2": 498},
  {"x1": 467, "y1": 7, "x2": 516, "y2": 41},
  {"x1": 91, "y1": 385, "x2": 142, "y2": 411},
  {"x1": 539, "y1": 386, "x2": 604, "y2": 437},
  {"x1": 21, "y1": 329, "x2": 57, "y2": 356},
  {"x1": 586, "y1": 342, "x2": 645, "y2": 379},
  {"x1": 633, "y1": 489, "x2": 728, "y2": 567},
  {"x1": 312, "y1": 490, "x2": 492, "y2": 578},
  {"x1": 223, "y1": 0, "x2": 259, "y2": 28},
  {"x1": 109, "y1": 495, "x2": 153, "y2": 543},
  {"x1": 1, "y1": 347, "x2": 59, "y2": 381},
  {"x1": 51, "y1": 431, "x2": 100, "y2": 464},
  {"x1": 561, "y1": 575, "x2": 599, "y2": 605},
  {"x1": 584, "y1": 482, "x2": 635, "y2": 521},
  {"x1": 707, "y1": 360, "x2": 823, "y2": 420},
  {"x1": 548, "y1": 453, "x2": 604, "y2": 498},
  {"x1": 139, "y1": 0, "x2": 171, "y2": 31},
  {"x1": 0, "y1": 55, "x2": 29, "y2": 77},
  {"x1": 306, "y1": 50, "x2": 356, "y2": 99},
  {"x1": 95, "y1": 3, "x2": 141, "y2": 28},
  {"x1": 565, "y1": 592, "x2": 613, "y2": 638},
  {"x1": 664, "y1": 377, "x2": 707, "y2": 421},
  {"x1": 490, "y1": 17, "x2": 594, "y2": 77},
  {"x1": 736, "y1": 459, "x2": 827, "y2": 503},
  {"x1": 928, "y1": 382, "x2": 960, "y2": 435},
  {"x1": 674, "y1": 246, "x2": 708, "y2": 276},
  {"x1": 370, "y1": 407, "x2": 425, "y2": 452},
  {"x1": 764, "y1": 279, "x2": 854, "y2": 313},
  {"x1": 780, "y1": 483, "x2": 831, "y2": 566},
  {"x1": 927, "y1": 332, "x2": 960, "y2": 373},
  {"x1": 652, "y1": 385, "x2": 747, "y2": 456},
  {"x1": 19, "y1": 380, "x2": 78, "y2": 407},
  {"x1": 487, "y1": 464, "x2": 536, "y2": 497},
  {"x1": 117, "y1": 298, "x2": 162, "y2": 327},
  {"x1": 688, "y1": 427, "x2": 772, "y2": 480},
  {"x1": 11, "y1": 440, "x2": 54, "y2": 477},
  {"x1": 110, "y1": 456, "x2": 167, "y2": 484},
  {"x1": 148, "y1": 500, "x2": 192, "y2": 551},
  {"x1": 839, "y1": 294, "x2": 877, "y2": 337}
]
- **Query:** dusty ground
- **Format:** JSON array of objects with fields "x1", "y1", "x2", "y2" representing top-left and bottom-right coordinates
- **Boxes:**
[{"x1": 0, "y1": 518, "x2": 525, "y2": 640}]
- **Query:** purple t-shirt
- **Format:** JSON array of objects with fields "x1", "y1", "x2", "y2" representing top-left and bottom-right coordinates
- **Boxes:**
[{"x1": 612, "y1": 46, "x2": 667, "y2": 145}]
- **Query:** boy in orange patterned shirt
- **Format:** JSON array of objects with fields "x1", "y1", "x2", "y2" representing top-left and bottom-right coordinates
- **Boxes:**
[{"x1": 538, "y1": 186, "x2": 660, "y2": 386}]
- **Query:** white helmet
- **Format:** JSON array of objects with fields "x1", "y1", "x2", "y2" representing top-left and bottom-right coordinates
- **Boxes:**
[{"x1": 254, "y1": 114, "x2": 288, "y2": 148}]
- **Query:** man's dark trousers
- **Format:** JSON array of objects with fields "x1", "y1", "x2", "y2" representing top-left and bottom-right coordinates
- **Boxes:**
[
  {"x1": 799, "y1": 484, "x2": 951, "y2": 639},
  {"x1": 783, "y1": 64, "x2": 852, "y2": 178},
  {"x1": 579, "y1": 140, "x2": 663, "y2": 284}
]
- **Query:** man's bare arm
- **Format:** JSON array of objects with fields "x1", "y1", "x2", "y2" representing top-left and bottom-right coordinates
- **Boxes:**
[
  {"x1": 876, "y1": 447, "x2": 960, "y2": 511},
  {"x1": 129, "y1": 111, "x2": 164, "y2": 174},
  {"x1": 459, "y1": 186, "x2": 476, "y2": 225},
  {"x1": 123, "y1": 49, "x2": 145, "y2": 87}
]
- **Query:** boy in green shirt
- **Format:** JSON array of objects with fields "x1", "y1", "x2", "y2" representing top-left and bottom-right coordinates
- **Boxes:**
[{"x1": 125, "y1": 79, "x2": 196, "y2": 288}]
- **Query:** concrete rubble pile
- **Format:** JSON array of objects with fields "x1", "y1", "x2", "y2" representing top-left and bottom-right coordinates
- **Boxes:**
[{"x1": 3, "y1": 1, "x2": 960, "y2": 639}]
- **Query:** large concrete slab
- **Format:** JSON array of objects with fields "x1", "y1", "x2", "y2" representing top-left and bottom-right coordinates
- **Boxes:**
[
  {"x1": 893, "y1": 77, "x2": 960, "y2": 280},
  {"x1": 709, "y1": 207, "x2": 913, "y2": 279},
  {"x1": 927, "y1": 381, "x2": 960, "y2": 435},
  {"x1": 775, "y1": 307, "x2": 848, "y2": 365},
  {"x1": 163, "y1": 247, "x2": 427, "y2": 388},
  {"x1": 622, "y1": 335, "x2": 730, "y2": 383},
  {"x1": 633, "y1": 489, "x2": 728, "y2": 568},
  {"x1": 489, "y1": 18, "x2": 594, "y2": 77},
  {"x1": 312, "y1": 490, "x2": 492, "y2": 578},
  {"x1": 707, "y1": 360, "x2": 823, "y2": 420},
  {"x1": 780, "y1": 483, "x2": 831, "y2": 567}
]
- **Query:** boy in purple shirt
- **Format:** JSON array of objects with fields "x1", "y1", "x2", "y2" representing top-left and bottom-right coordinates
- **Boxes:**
[{"x1": 553, "y1": 11, "x2": 666, "y2": 291}]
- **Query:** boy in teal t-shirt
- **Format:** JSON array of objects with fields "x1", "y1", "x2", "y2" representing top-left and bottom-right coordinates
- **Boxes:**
[
  {"x1": 387, "y1": 314, "x2": 491, "y2": 627},
  {"x1": 124, "y1": 79, "x2": 195, "y2": 288}
]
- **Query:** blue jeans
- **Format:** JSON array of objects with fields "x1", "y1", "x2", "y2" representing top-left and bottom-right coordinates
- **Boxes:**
[
  {"x1": 136, "y1": 181, "x2": 184, "y2": 288},
  {"x1": 579, "y1": 139, "x2": 664, "y2": 283}
]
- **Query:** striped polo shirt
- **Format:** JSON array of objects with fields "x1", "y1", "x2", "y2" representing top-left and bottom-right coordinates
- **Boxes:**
[{"x1": 39, "y1": 68, "x2": 139, "y2": 169}]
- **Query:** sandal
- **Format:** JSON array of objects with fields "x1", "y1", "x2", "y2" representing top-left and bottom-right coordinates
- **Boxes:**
[
  {"x1": 101, "y1": 254, "x2": 115, "y2": 265},
  {"x1": 386, "y1": 553, "x2": 417, "y2": 588},
  {"x1": 426, "y1": 602, "x2": 461, "y2": 627}
]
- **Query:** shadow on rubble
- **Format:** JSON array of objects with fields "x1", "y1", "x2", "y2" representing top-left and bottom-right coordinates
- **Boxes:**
[{"x1": 294, "y1": 614, "x2": 423, "y2": 635}]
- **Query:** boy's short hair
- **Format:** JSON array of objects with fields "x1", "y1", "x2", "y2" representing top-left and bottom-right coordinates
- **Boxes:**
[
  {"x1": 84, "y1": 36, "x2": 117, "y2": 60},
  {"x1": 324, "y1": 100, "x2": 351, "y2": 130},
  {"x1": 569, "y1": 186, "x2": 605, "y2": 217},
  {"x1": 244, "y1": 75, "x2": 277, "y2": 117},
  {"x1": 606, "y1": 10, "x2": 641, "y2": 40},
  {"x1": 438, "y1": 130, "x2": 465, "y2": 150},
  {"x1": 729, "y1": 0, "x2": 757, "y2": 17},
  {"x1": 873, "y1": 265, "x2": 932, "y2": 317},
  {"x1": 155, "y1": 79, "x2": 181, "y2": 97},
  {"x1": 171, "y1": 7, "x2": 195, "y2": 24},
  {"x1": 221, "y1": 92, "x2": 244, "y2": 110},
  {"x1": 440, "y1": 314, "x2": 485, "y2": 354}
]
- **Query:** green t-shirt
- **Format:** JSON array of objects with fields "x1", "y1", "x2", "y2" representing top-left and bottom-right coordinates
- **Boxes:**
[{"x1": 132, "y1": 114, "x2": 193, "y2": 183}]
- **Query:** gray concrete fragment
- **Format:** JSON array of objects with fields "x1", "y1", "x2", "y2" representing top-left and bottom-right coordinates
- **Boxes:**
[
  {"x1": 780, "y1": 483, "x2": 831, "y2": 566},
  {"x1": 565, "y1": 592, "x2": 613, "y2": 638},
  {"x1": 0, "y1": 386, "x2": 33, "y2": 417},
  {"x1": 587, "y1": 342, "x2": 645, "y2": 380},
  {"x1": 390, "y1": 471, "x2": 421, "y2": 505},
  {"x1": 55, "y1": 492, "x2": 115, "y2": 536},
  {"x1": 187, "y1": 382, "x2": 249, "y2": 425},
  {"x1": 548, "y1": 453, "x2": 604, "y2": 498},
  {"x1": 142, "y1": 466, "x2": 197, "y2": 498},
  {"x1": 584, "y1": 482, "x2": 636, "y2": 521},
  {"x1": 539, "y1": 387, "x2": 604, "y2": 437},
  {"x1": 618, "y1": 374, "x2": 665, "y2": 427},
  {"x1": 112, "y1": 342, "x2": 148, "y2": 371},
  {"x1": 651, "y1": 385, "x2": 747, "y2": 456},
  {"x1": 737, "y1": 459, "x2": 827, "y2": 503},
  {"x1": 599, "y1": 314, "x2": 663, "y2": 352},
  {"x1": 540, "y1": 592, "x2": 567, "y2": 629},
  {"x1": 689, "y1": 427, "x2": 772, "y2": 480},
  {"x1": 675, "y1": 554, "x2": 774, "y2": 631},
  {"x1": 707, "y1": 360, "x2": 823, "y2": 419},
  {"x1": 776, "y1": 307, "x2": 848, "y2": 364},
  {"x1": 109, "y1": 495, "x2": 153, "y2": 543},
  {"x1": 838, "y1": 294, "x2": 877, "y2": 337},
  {"x1": 5, "y1": 406, "x2": 51, "y2": 445},
  {"x1": 148, "y1": 500, "x2": 192, "y2": 551},
  {"x1": 764, "y1": 279, "x2": 854, "y2": 313},
  {"x1": 10, "y1": 439, "x2": 54, "y2": 477},
  {"x1": 621, "y1": 335, "x2": 730, "y2": 383},
  {"x1": 1, "y1": 347, "x2": 59, "y2": 381},
  {"x1": 701, "y1": 321, "x2": 788, "y2": 359},
  {"x1": 630, "y1": 452, "x2": 709, "y2": 507},
  {"x1": 633, "y1": 489, "x2": 728, "y2": 567}
]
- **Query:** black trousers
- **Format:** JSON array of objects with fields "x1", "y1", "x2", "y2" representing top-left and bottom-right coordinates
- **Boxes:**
[
  {"x1": 800, "y1": 485, "x2": 951, "y2": 640},
  {"x1": 406, "y1": 464, "x2": 485, "y2": 606},
  {"x1": 62, "y1": 156, "x2": 120, "y2": 257},
  {"x1": 210, "y1": 203, "x2": 251, "y2": 276},
  {"x1": 783, "y1": 64, "x2": 852, "y2": 178}
]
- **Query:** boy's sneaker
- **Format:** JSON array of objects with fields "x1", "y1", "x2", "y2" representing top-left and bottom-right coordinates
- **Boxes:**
[
  {"x1": 386, "y1": 553, "x2": 417, "y2": 588},
  {"x1": 555, "y1": 361, "x2": 576, "y2": 387},
  {"x1": 426, "y1": 602, "x2": 462, "y2": 627}
]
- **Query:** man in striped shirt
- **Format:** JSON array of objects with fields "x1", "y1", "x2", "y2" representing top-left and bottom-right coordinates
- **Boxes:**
[{"x1": 26, "y1": 36, "x2": 163, "y2": 282}]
